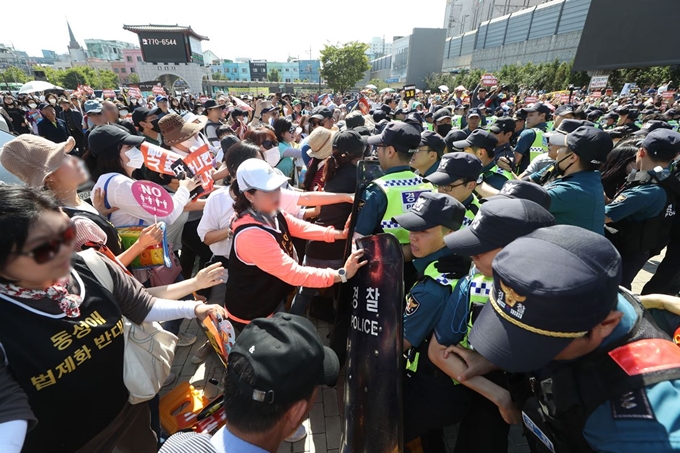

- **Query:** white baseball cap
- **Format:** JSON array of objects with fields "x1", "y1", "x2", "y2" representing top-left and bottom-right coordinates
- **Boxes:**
[{"x1": 237, "y1": 158, "x2": 289, "y2": 192}]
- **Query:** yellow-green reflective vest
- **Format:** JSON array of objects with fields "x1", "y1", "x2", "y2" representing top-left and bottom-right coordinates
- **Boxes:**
[
  {"x1": 529, "y1": 128, "x2": 549, "y2": 162},
  {"x1": 485, "y1": 164, "x2": 515, "y2": 183},
  {"x1": 546, "y1": 120, "x2": 555, "y2": 132},
  {"x1": 452, "y1": 115, "x2": 463, "y2": 130},
  {"x1": 405, "y1": 261, "x2": 459, "y2": 373},
  {"x1": 462, "y1": 195, "x2": 482, "y2": 228},
  {"x1": 374, "y1": 171, "x2": 433, "y2": 244},
  {"x1": 668, "y1": 120, "x2": 679, "y2": 132}
]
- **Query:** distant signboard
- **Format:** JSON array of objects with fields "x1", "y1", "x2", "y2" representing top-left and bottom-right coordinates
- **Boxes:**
[
  {"x1": 525, "y1": 96, "x2": 538, "y2": 104},
  {"x1": 481, "y1": 73, "x2": 498, "y2": 86},
  {"x1": 589, "y1": 76, "x2": 609, "y2": 90},
  {"x1": 591, "y1": 91, "x2": 602, "y2": 98},
  {"x1": 403, "y1": 85, "x2": 416, "y2": 99},
  {"x1": 662, "y1": 90, "x2": 675, "y2": 100},
  {"x1": 139, "y1": 81, "x2": 161, "y2": 92},
  {"x1": 385, "y1": 78, "x2": 399, "y2": 83},
  {"x1": 138, "y1": 32, "x2": 188, "y2": 64}
]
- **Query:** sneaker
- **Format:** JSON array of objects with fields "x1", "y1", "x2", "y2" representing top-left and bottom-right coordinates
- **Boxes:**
[
  {"x1": 176, "y1": 332, "x2": 197, "y2": 347},
  {"x1": 191, "y1": 341, "x2": 213, "y2": 364},
  {"x1": 162, "y1": 372, "x2": 177, "y2": 388},
  {"x1": 284, "y1": 425, "x2": 307, "y2": 443}
]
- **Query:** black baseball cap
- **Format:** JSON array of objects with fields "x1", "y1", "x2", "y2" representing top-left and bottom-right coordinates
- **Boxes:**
[
  {"x1": 333, "y1": 130, "x2": 365, "y2": 155},
  {"x1": 444, "y1": 198, "x2": 555, "y2": 256},
  {"x1": 423, "y1": 111, "x2": 434, "y2": 120},
  {"x1": 38, "y1": 102, "x2": 52, "y2": 111},
  {"x1": 393, "y1": 192, "x2": 465, "y2": 232},
  {"x1": 633, "y1": 120, "x2": 673, "y2": 136},
  {"x1": 548, "y1": 126, "x2": 613, "y2": 165},
  {"x1": 484, "y1": 179, "x2": 552, "y2": 210},
  {"x1": 131, "y1": 106, "x2": 160, "y2": 126},
  {"x1": 489, "y1": 117, "x2": 515, "y2": 134},
  {"x1": 544, "y1": 119, "x2": 595, "y2": 140},
  {"x1": 311, "y1": 106, "x2": 333, "y2": 120},
  {"x1": 524, "y1": 102, "x2": 552, "y2": 115},
  {"x1": 513, "y1": 109, "x2": 528, "y2": 121},
  {"x1": 88, "y1": 125, "x2": 145, "y2": 157},
  {"x1": 640, "y1": 129, "x2": 680, "y2": 160},
  {"x1": 372, "y1": 110, "x2": 387, "y2": 123},
  {"x1": 228, "y1": 313, "x2": 339, "y2": 404},
  {"x1": 424, "y1": 152, "x2": 482, "y2": 186},
  {"x1": 553, "y1": 105, "x2": 574, "y2": 117},
  {"x1": 469, "y1": 225, "x2": 622, "y2": 373},
  {"x1": 467, "y1": 108, "x2": 482, "y2": 118},
  {"x1": 365, "y1": 121, "x2": 421, "y2": 153},
  {"x1": 203, "y1": 99, "x2": 223, "y2": 110},
  {"x1": 433, "y1": 108, "x2": 452, "y2": 123},
  {"x1": 602, "y1": 112, "x2": 619, "y2": 121},
  {"x1": 419, "y1": 131, "x2": 447, "y2": 156},
  {"x1": 452, "y1": 129, "x2": 498, "y2": 154},
  {"x1": 345, "y1": 112, "x2": 365, "y2": 129}
]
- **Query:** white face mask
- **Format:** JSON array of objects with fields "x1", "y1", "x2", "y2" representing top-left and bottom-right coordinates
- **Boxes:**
[
  {"x1": 130, "y1": 99, "x2": 137, "y2": 104},
  {"x1": 180, "y1": 134, "x2": 203, "y2": 152},
  {"x1": 119, "y1": 110, "x2": 129, "y2": 117},
  {"x1": 49, "y1": 98, "x2": 57, "y2": 105},
  {"x1": 87, "y1": 119, "x2": 95, "y2": 129},
  {"x1": 28, "y1": 103, "x2": 37, "y2": 109},
  {"x1": 263, "y1": 147, "x2": 280, "y2": 167},
  {"x1": 125, "y1": 147, "x2": 145, "y2": 169}
]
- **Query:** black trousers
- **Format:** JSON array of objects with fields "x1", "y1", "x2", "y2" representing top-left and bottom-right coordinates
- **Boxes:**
[
  {"x1": 642, "y1": 237, "x2": 680, "y2": 295},
  {"x1": 180, "y1": 218, "x2": 213, "y2": 280},
  {"x1": 403, "y1": 354, "x2": 472, "y2": 446},
  {"x1": 619, "y1": 250, "x2": 651, "y2": 290}
]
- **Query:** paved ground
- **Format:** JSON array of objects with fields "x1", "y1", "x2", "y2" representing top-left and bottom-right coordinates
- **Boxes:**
[{"x1": 164, "y1": 252, "x2": 662, "y2": 453}]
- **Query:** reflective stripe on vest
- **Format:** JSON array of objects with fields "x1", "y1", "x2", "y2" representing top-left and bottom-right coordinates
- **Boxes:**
[
  {"x1": 405, "y1": 261, "x2": 459, "y2": 373},
  {"x1": 469, "y1": 272, "x2": 493, "y2": 304},
  {"x1": 374, "y1": 171, "x2": 433, "y2": 244},
  {"x1": 452, "y1": 115, "x2": 463, "y2": 130},
  {"x1": 546, "y1": 121, "x2": 555, "y2": 132},
  {"x1": 529, "y1": 128, "x2": 549, "y2": 162},
  {"x1": 462, "y1": 195, "x2": 482, "y2": 228},
  {"x1": 485, "y1": 165, "x2": 514, "y2": 183}
]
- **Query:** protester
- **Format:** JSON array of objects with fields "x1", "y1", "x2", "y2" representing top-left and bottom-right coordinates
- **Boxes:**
[
  {"x1": 410, "y1": 131, "x2": 446, "y2": 177},
  {"x1": 0, "y1": 185, "x2": 227, "y2": 453},
  {"x1": 37, "y1": 103, "x2": 69, "y2": 144},
  {"x1": 301, "y1": 126, "x2": 334, "y2": 192}
]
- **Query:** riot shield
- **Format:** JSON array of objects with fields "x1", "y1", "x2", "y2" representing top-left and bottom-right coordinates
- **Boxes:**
[
  {"x1": 330, "y1": 160, "x2": 384, "y2": 365},
  {"x1": 340, "y1": 233, "x2": 404, "y2": 453}
]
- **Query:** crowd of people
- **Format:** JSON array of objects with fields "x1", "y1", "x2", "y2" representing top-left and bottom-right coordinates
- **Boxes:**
[{"x1": 0, "y1": 75, "x2": 679, "y2": 453}]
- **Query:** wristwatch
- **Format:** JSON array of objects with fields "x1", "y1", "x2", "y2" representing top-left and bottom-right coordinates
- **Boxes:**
[{"x1": 338, "y1": 268, "x2": 348, "y2": 283}]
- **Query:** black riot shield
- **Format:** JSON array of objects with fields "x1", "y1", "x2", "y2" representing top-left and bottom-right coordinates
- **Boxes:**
[
  {"x1": 330, "y1": 160, "x2": 384, "y2": 365},
  {"x1": 340, "y1": 233, "x2": 404, "y2": 453}
]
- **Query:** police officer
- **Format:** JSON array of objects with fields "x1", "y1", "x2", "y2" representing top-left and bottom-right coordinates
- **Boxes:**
[
  {"x1": 428, "y1": 198, "x2": 556, "y2": 453},
  {"x1": 465, "y1": 225, "x2": 680, "y2": 453},
  {"x1": 601, "y1": 111, "x2": 620, "y2": 130},
  {"x1": 666, "y1": 108, "x2": 679, "y2": 131},
  {"x1": 486, "y1": 179, "x2": 552, "y2": 210},
  {"x1": 489, "y1": 117, "x2": 516, "y2": 165},
  {"x1": 452, "y1": 129, "x2": 512, "y2": 196},
  {"x1": 552, "y1": 104, "x2": 575, "y2": 131},
  {"x1": 605, "y1": 129, "x2": 680, "y2": 289},
  {"x1": 410, "y1": 130, "x2": 446, "y2": 177},
  {"x1": 514, "y1": 102, "x2": 551, "y2": 173},
  {"x1": 392, "y1": 192, "x2": 472, "y2": 451},
  {"x1": 544, "y1": 126, "x2": 612, "y2": 233},
  {"x1": 432, "y1": 108, "x2": 453, "y2": 138},
  {"x1": 424, "y1": 152, "x2": 483, "y2": 227},
  {"x1": 423, "y1": 111, "x2": 435, "y2": 131},
  {"x1": 616, "y1": 107, "x2": 641, "y2": 134},
  {"x1": 510, "y1": 108, "x2": 528, "y2": 148}
]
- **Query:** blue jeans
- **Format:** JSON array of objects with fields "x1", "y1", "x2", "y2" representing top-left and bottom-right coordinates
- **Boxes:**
[{"x1": 290, "y1": 257, "x2": 344, "y2": 315}]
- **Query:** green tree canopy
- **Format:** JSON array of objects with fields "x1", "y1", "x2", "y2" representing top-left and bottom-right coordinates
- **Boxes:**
[
  {"x1": 367, "y1": 78, "x2": 389, "y2": 90},
  {"x1": 320, "y1": 41, "x2": 371, "y2": 93},
  {"x1": 127, "y1": 73, "x2": 140, "y2": 84},
  {"x1": 93, "y1": 69, "x2": 119, "y2": 89},
  {"x1": 0, "y1": 66, "x2": 28, "y2": 84},
  {"x1": 268, "y1": 68, "x2": 280, "y2": 82}
]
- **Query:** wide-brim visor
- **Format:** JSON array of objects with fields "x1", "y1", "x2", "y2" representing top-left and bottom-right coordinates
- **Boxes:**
[
  {"x1": 365, "y1": 134, "x2": 384, "y2": 146},
  {"x1": 392, "y1": 211, "x2": 436, "y2": 232},
  {"x1": 424, "y1": 171, "x2": 458, "y2": 186},
  {"x1": 548, "y1": 133, "x2": 568, "y2": 147},
  {"x1": 468, "y1": 294, "x2": 575, "y2": 373},
  {"x1": 451, "y1": 138, "x2": 473, "y2": 150},
  {"x1": 444, "y1": 226, "x2": 500, "y2": 256},
  {"x1": 321, "y1": 346, "x2": 340, "y2": 387}
]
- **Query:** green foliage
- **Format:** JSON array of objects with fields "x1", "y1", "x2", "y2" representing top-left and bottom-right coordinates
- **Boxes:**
[
  {"x1": 211, "y1": 71, "x2": 227, "y2": 81},
  {"x1": 0, "y1": 66, "x2": 28, "y2": 84},
  {"x1": 127, "y1": 73, "x2": 140, "y2": 84},
  {"x1": 427, "y1": 60, "x2": 680, "y2": 94},
  {"x1": 94, "y1": 69, "x2": 119, "y2": 90},
  {"x1": 268, "y1": 68, "x2": 280, "y2": 83},
  {"x1": 367, "y1": 78, "x2": 389, "y2": 90},
  {"x1": 320, "y1": 41, "x2": 371, "y2": 93}
]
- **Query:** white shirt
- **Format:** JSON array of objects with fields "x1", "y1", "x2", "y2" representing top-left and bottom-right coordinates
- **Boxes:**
[{"x1": 92, "y1": 173, "x2": 191, "y2": 227}]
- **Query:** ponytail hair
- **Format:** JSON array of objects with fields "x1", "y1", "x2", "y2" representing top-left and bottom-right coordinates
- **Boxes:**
[
  {"x1": 230, "y1": 179, "x2": 256, "y2": 217},
  {"x1": 302, "y1": 158, "x2": 322, "y2": 191},
  {"x1": 324, "y1": 146, "x2": 363, "y2": 183}
]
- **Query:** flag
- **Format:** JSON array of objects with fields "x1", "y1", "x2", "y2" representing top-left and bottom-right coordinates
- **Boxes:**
[{"x1": 139, "y1": 143, "x2": 214, "y2": 199}]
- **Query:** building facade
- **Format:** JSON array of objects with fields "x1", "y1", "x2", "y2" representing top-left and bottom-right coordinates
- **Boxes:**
[{"x1": 85, "y1": 39, "x2": 138, "y2": 61}]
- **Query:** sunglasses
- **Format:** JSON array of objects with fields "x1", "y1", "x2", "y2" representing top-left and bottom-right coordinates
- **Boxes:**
[
  {"x1": 436, "y1": 182, "x2": 466, "y2": 192},
  {"x1": 262, "y1": 140, "x2": 279, "y2": 150},
  {"x1": 15, "y1": 222, "x2": 76, "y2": 264},
  {"x1": 289, "y1": 126, "x2": 296, "y2": 134}
]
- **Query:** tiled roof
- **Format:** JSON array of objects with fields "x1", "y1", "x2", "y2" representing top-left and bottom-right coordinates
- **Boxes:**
[{"x1": 123, "y1": 24, "x2": 209, "y2": 41}]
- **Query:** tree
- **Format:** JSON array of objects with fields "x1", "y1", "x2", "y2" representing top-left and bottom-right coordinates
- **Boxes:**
[
  {"x1": 268, "y1": 68, "x2": 280, "y2": 82},
  {"x1": 0, "y1": 66, "x2": 28, "y2": 84},
  {"x1": 320, "y1": 41, "x2": 371, "y2": 93},
  {"x1": 127, "y1": 73, "x2": 140, "y2": 84},
  {"x1": 94, "y1": 69, "x2": 120, "y2": 89},
  {"x1": 212, "y1": 72, "x2": 227, "y2": 81},
  {"x1": 367, "y1": 78, "x2": 389, "y2": 91},
  {"x1": 33, "y1": 65, "x2": 62, "y2": 85},
  {"x1": 59, "y1": 66, "x2": 95, "y2": 89}
]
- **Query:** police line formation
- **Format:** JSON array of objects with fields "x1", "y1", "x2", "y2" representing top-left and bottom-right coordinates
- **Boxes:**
[{"x1": 0, "y1": 80, "x2": 679, "y2": 453}]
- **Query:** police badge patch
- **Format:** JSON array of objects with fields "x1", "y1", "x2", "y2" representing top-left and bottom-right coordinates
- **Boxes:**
[{"x1": 405, "y1": 294, "x2": 420, "y2": 316}]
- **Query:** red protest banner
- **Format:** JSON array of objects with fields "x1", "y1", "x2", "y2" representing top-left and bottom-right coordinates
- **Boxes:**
[
  {"x1": 232, "y1": 95, "x2": 254, "y2": 112},
  {"x1": 127, "y1": 87, "x2": 141, "y2": 98},
  {"x1": 481, "y1": 73, "x2": 498, "y2": 87},
  {"x1": 591, "y1": 91, "x2": 602, "y2": 98},
  {"x1": 103, "y1": 89, "x2": 116, "y2": 98},
  {"x1": 79, "y1": 84, "x2": 94, "y2": 95},
  {"x1": 525, "y1": 96, "x2": 538, "y2": 104},
  {"x1": 199, "y1": 96, "x2": 209, "y2": 104},
  {"x1": 663, "y1": 90, "x2": 675, "y2": 100},
  {"x1": 560, "y1": 94, "x2": 571, "y2": 103},
  {"x1": 139, "y1": 143, "x2": 214, "y2": 199},
  {"x1": 152, "y1": 85, "x2": 167, "y2": 95},
  {"x1": 358, "y1": 97, "x2": 370, "y2": 115}
]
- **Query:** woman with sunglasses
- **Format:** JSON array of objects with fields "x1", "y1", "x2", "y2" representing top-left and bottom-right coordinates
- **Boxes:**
[
  {"x1": 273, "y1": 118, "x2": 302, "y2": 180},
  {"x1": 0, "y1": 185, "x2": 226, "y2": 453},
  {"x1": 243, "y1": 127, "x2": 281, "y2": 168}
]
